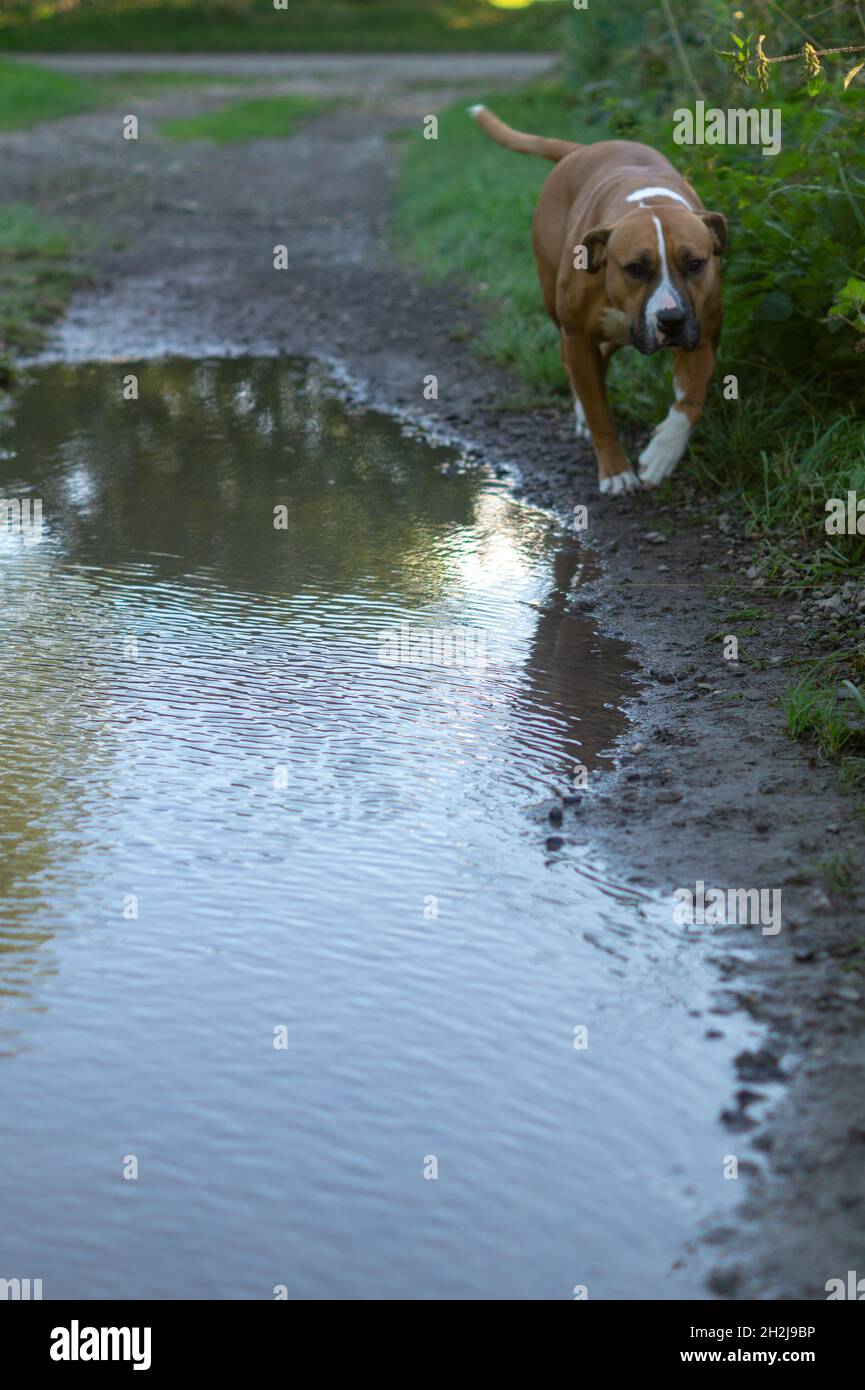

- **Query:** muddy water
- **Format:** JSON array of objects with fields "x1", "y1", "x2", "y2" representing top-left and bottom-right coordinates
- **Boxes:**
[{"x1": 0, "y1": 358, "x2": 749, "y2": 1299}]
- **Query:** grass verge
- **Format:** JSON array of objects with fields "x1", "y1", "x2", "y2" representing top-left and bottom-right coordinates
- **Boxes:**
[
  {"x1": 784, "y1": 665, "x2": 865, "y2": 788},
  {"x1": 0, "y1": 58, "x2": 109, "y2": 130},
  {"x1": 395, "y1": 86, "x2": 568, "y2": 404},
  {"x1": 0, "y1": 59, "x2": 253, "y2": 131},
  {"x1": 0, "y1": 203, "x2": 82, "y2": 383}
]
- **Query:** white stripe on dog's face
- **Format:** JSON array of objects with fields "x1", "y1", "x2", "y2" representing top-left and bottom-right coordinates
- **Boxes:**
[
  {"x1": 625, "y1": 186, "x2": 693, "y2": 210},
  {"x1": 646, "y1": 216, "x2": 678, "y2": 311},
  {"x1": 644, "y1": 215, "x2": 686, "y2": 348}
]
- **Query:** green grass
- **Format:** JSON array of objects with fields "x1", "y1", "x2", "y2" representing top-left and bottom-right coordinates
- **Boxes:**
[
  {"x1": 688, "y1": 397, "x2": 865, "y2": 556},
  {"x1": 0, "y1": 58, "x2": 109, "y2": 130},
  {"x1": 0, "y1": 204, "x2": 82, "y2": 381},
  {"x1": 395, "y1": 85, "x2": 571, "y2": 399},
  {"x1": 0, "y1": 1, "x2": 556, "y2": 54},
  {"x1": 0, "y1": 59, "x2": 253, "y2": 132},
  {"x1": 785, "y1": 660, "x2": 865, "y2": 787},
  {"x1": 810, "y1": 848, "x2": 855, "y2": 896},
  {"x1": 159, "y1": 94, "x2": 329, "y2": 143}
]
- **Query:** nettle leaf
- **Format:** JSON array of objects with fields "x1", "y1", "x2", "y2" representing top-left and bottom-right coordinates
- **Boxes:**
[
  {"x1": 843, "y1": 62, "x2": 865, "y2": 91},
  {"x1": 754, "y1": 291, "x2": 795, "y2": 321},
  {"x1": 842, "y1": 278, "x2": 865, "y2": 305},
  {"x1": 807, "y1": 73, "x2": 828, "y2": 97}
]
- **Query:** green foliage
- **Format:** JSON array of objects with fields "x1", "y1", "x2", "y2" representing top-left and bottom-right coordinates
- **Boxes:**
[
  {"x1": 0, "y1": 1, "x2": 557, "y2": 54},
  {"x1": 828, "y1": 276, "x2": 865, "y2": 344},
  {"x1": 675, "y1": 103, "x2": 865, "y2": 381},
  {"x1": 717, "y1": 32, "x2": 865, "y2": 97}
]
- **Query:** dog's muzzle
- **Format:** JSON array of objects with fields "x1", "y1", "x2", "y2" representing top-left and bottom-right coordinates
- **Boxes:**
[{"x1": 633, "y1": 302, "x2": 700, "y2": 355}]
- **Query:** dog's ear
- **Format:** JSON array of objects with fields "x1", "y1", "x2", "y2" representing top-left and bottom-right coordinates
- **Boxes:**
[
  {"x1": 583, "y1": 225, "x2": 613, "y2": 274},
  {"x1": 699, "y1": 211, "x2": 727, "y2": 256}
]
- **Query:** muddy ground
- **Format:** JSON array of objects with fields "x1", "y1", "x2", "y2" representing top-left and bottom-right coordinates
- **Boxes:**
[{"x1": 5, "y1": 53, "x2": 864, "y2": 1300}]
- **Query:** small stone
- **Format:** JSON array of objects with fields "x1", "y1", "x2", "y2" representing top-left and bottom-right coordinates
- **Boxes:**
[
  {"x1": 720, "y1": 1107, "x2": 755, "y2": 1131},
  {"x1": 735, "y1": 1048, "x2": 785, "y2": 1083}
]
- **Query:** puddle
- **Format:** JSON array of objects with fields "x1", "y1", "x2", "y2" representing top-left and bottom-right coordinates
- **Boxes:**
[{"x1": 0, "y1": 358, "x2": 755, "y2": 1298}]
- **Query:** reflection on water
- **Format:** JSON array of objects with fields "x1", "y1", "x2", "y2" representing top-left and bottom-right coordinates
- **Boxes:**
[{"x1": 0, "y1": 359, "x2": 746, "y2": 1299}]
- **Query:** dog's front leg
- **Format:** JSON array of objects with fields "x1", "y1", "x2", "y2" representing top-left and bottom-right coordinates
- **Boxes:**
[
  {"x1": 639, "y1": 342, "x2": 715, "y2": 487},
  {"x1": 561, "y1": 331, "x2": 639, "y2": 496}
]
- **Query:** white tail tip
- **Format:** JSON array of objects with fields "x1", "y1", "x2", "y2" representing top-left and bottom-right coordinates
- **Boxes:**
[{"x1": 468, "y1": 104, "x2": 485, "y2": 119}]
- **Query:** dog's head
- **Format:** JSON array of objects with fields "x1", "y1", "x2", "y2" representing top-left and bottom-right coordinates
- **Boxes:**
[{"x1": 584, "y1": 206, "x2": 726, "y2": 355}]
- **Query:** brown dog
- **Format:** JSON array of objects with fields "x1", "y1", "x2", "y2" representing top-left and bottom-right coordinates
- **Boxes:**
[{"x1": 470, "y1": 105, "x2": 726, "y2": 495}]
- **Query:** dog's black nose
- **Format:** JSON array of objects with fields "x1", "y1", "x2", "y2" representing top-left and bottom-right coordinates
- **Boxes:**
[{"x1": 657, "y1": 307, "x2": 687, "y2": 333}]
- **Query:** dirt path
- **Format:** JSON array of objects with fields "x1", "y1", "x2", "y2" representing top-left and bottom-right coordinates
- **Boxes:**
[{"x1": 4, "y1": 53, "x2": 865, "y2": 1300}]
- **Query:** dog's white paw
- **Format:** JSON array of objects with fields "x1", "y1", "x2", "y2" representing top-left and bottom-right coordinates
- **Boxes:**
[
  {"x1": 638, "y1": 408, "x2": 691, "y2": 487},
  {"x1": 574, "y1": 399, "x2": 591, "y2": 440},
  {"x1": 599, "y1": 469, "x2": 641, "y2": 497}
]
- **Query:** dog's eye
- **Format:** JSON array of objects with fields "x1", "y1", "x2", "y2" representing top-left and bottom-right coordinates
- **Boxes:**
[
  {"x1": 623, "y1": 261, "x2": 651, "y2": 279},
  {"x1": 686, "y1": 258, "x2": 707, "y2": 275}
]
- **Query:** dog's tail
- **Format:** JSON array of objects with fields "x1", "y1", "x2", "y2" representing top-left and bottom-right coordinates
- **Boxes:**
[{"x1": 468, "y1": 104, "x2": 579, "y2": 163}]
